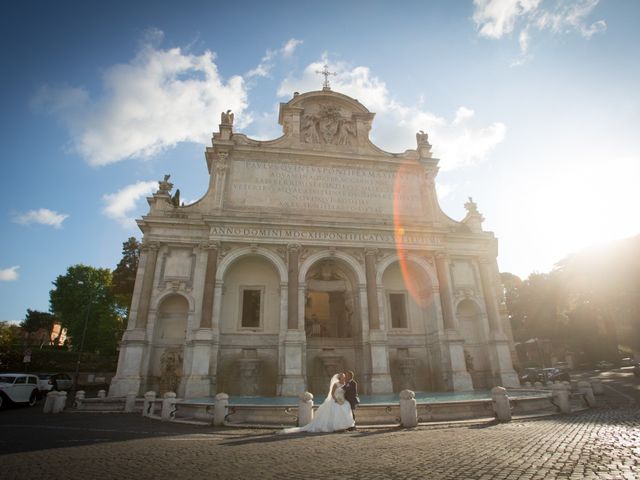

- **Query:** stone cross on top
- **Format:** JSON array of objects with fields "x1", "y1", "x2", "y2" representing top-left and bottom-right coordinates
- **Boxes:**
[{"x1": 316, "y1": 64, "x2": 336, "y2": 90}]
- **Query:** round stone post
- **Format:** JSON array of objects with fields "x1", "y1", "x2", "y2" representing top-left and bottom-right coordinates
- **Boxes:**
[
  {"x1": 52, "y1": 391, "x2": 67, "y2": 414},
  {"x1": 214, "y1": 393, "x2": 229, "y2": 426},
  {"x1": 142, "y1": 391, "x2": 156, "y2": 417},
  {"x1": 97, "y1": 389, "x2": 106, "y2": 399},
  {"x1": 297, "y1": 392, "x2": 314, "y2": 427},
  {"x1": 551, "y1": 383, "x2": 571, "y2": 414},
  {"x1": 577, "y1": 381, "x2": 596, "y2": 407},
  {"x1": 124, "y1": 392, "x2": 137, "y2": 413},
  {"x1": 43, "y1": 391, "x2": 57, "y2": 413},
  {"x1": 491, "y1": 386, "x2": 511, "y2": 422},
  {"x1": 161, "y1": 392, "x2": 177, "y2": 421},
  {"x1": 399, "y1": 390, "x2": 418, "y2": 427},
  {"x1": 590, "y1": 378, "x2": 604, "y2": 395},
  {"x1": 73, "y1": 390, "x2": 86, "y2": 409}
]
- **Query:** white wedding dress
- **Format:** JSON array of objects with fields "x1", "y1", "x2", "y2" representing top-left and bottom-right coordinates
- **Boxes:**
[{"x1": 279, "y1": 374, "x2": 355, "y2": 434}]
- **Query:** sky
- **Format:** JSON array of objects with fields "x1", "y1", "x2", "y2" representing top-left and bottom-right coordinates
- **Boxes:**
[{"x1": 1, "y1": 0, "x2": 639, "y2": 322}]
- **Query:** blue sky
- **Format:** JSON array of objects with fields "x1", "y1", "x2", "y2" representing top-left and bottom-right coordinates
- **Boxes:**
[{"x1": 1, "y1": 0, "x2": 639, "y2": 322}]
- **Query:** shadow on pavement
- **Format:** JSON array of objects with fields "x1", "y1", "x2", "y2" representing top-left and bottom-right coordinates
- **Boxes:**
[{"x1": 0, "y1": 406, "x2": 217, "y2": 455}]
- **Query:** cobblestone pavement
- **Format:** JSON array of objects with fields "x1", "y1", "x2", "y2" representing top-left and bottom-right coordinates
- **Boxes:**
[{"x1": 1, "y1": 398, "x2": 639, "y2": 480}]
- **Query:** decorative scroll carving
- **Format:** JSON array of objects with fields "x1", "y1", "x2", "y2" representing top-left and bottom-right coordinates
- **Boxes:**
[{"x1": 301, "y1": 105, "x2": 357, "y2": 146}]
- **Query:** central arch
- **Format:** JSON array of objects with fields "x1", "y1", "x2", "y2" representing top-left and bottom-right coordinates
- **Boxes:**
[{"x1": 299, "y1": 252, "x2": 365, "y2": 395}]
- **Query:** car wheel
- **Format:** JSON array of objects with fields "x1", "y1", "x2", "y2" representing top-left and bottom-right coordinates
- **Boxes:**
[{"x1": 28, "y1": 390, "x2": 38, "y2": 407}]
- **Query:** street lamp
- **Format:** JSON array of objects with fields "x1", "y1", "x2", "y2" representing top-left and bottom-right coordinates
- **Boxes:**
[{"x1": 73, "y1": 280, "x2": 95, "y2": 392}]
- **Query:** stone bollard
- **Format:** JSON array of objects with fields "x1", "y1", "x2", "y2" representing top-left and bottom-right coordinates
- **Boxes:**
[
  {"x1": 97, "y1": 389, "x2": 106, "y2": 399},
  {"x1": 142, "y1": 391, "x2": 156, "y2": 417},
  {"x1": 577, "y1": 381, "x2": 596, "y2": 407},
  {"x1": 551, "y1": 383, "x2": 571, "y2": 413},
  {"x1": 298, "y1": 392, "x2": 314, "y2": 427},
  {"x1": 161, "y1": 392, "x2": 177, "y2": 421},
  {"x1": 52, "y1": 391, "x2": 67, "y2": 413},
  {"x1": 124, "y1": 392, "x2": 137, "y2": 413},
  {"x1": 590, "y1": 379, "x2": 604, "y2": 395},
  {"x1": 491, "y1": 386, "x2": 512, "y2": 422},
  {"x1": 399, "y1": 389, "x2": 418, "y2": 428},
  {"x1": 214, "y1": 393, "x2": 229, "y2": 426},
  {"x1": 43, "y1": 391, "x2": 57, "y2": 413},
  {"x1": 73, "y1": 390, "x2": 86, "y2": 409}
]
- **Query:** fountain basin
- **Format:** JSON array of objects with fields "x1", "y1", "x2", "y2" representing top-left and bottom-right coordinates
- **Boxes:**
[{"x1": 175, "y1": 389, "x2": 555, "y2": 425}]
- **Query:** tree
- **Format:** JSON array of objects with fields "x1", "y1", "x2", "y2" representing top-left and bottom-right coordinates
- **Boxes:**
[
  {"x1": 0, "y1": 321, "x2": 23, "y2": 349},
  {"x1": 49, "y1": 265, "x2": 123, "y2": 355},
  {"x1": 111, "y1": 237, "x2": 140, "y2": 319},
  {"x1": 20, "y1": 309, "x2": 57, "y2": 334}
]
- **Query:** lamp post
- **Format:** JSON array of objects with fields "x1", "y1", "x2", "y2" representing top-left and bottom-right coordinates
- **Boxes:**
[{"x1": 73, "y1": 280, "x2": 95, "y2": 392}]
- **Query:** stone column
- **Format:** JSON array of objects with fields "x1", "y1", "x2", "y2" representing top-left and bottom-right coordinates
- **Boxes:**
[
  {"x1": 213, "y1": 152, "x2": 229, "y2": 210},
  {"x1": 434, "y1": 252, "x2": 457, "y2": 331},
  {"x1": 479, "y1": 257, "x2": 519, "y2": 388},
  {"x1": 478, "y1": 258, "x2": 502, "y2": 334},
  {"x1": 287, "y1": 244, "x2": 300, "y2": 330},
  {"x1": 364, "y1": 248, "x2": 380, "y2": 330},
  {"x1": 135, "y1": 242, "x2": 160, "y2": 329},
  {"x1": 434, "y1": 252, "x2": 473, "y2": 391},
  {"x1": 199, "y1": 243, "x2": 218, "y2": 328},
  {"x1": 278, "y1": 244, "x2": 305, "y2": 396}
]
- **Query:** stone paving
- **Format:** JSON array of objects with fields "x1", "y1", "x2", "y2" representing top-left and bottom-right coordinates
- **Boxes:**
[{"x1": 1, "y1": 397, "x2": 639, "y2": 480}]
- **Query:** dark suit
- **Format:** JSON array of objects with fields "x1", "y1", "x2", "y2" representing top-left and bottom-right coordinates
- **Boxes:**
[{"x1": 343, "y1": 379, "x2": 360, "y2": 421}]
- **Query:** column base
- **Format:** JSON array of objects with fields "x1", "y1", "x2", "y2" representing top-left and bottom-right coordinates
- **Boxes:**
[
  {"x1": 369, "y1": 373, "x2": 393, "y2": 394},
  {"x1": 489, "y1": 335, "x2": 520, "y2": 388},
  {"x1": 108, "y1": 376, "x2": 142, "y2": 397},
  {"x1": 444, "y1": 330, "x2": 474, "y2": 391},
  {"x1": 278, "y1": 376, "x2": 306, "y2": 396},
  {"x1": 183, "y1": 375, "x2": 213, "y2": 398}
]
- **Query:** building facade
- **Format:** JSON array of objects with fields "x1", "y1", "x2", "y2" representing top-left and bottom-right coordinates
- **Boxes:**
[{"x1": 109, "y1": 88, "x2": 519, "y2": 399}]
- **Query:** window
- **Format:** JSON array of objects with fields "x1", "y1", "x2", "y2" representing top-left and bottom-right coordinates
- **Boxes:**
[
  {"x1": 241, "y1": 288, "x2": 262, "y2": 328},
  {"x1": 28, "y1": 376, "x2": 37, "y2": 385},
  {"x1": 15, "y1": 376, "x2": 26, "y2": 384},
  {"x1": 389, "y1": 293, "x2": 408, "y2": 329}
]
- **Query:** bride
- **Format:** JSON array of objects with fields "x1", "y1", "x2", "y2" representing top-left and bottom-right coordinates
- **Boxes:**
[{"x1": 279, "y1": 373, "x2": 355, "y2": 433}]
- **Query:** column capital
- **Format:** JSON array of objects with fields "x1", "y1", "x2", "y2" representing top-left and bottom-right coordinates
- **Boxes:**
[
  {"x1": 141, "y1": 240, "x2": 161, "y2": 252},
  {"x1": 478, "y1": 256, "x2": 493, "y2": 265},
  {"x1": 198, "y1": 241, "x2": 220, "y2": 252},
  {"x1": 364, "y1": 247, "x2": 379, "y2": 257},
  {"x1": 287, "y1": 243, "x2": 302, "y2": 253},
  {"x1": 435, "y1": 251, "x2": 449, "y2": 262}
]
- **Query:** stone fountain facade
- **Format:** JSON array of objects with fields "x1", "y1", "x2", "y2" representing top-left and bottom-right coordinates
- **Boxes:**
[{"x1": 109, "y1": 88, "x2": 519, "y2": 399}]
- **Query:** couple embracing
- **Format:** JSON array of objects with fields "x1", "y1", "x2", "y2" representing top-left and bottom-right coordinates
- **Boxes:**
[{"x1": 280, "y1": 371, "x2": 360, "y2": 434}]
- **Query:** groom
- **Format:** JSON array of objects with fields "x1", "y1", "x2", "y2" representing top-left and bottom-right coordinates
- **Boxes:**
[{"x1": 343, "y1": 370, "x2": 360, "y2": 430}]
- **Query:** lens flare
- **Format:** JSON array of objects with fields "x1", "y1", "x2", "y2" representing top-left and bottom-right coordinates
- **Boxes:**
[{"x1": 393, "y1": 160, "x2": 433, "y2": 309}]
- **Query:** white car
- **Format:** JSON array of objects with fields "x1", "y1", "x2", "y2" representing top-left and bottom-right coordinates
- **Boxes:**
[{"x1": 0, "y1": 373, "x2": 40, "y2": 409}]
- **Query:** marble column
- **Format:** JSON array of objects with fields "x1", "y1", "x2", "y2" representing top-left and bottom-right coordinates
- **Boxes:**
[
  {"x1": 135, "y1": 242, "x2": 160, "y2": 329},
  {"x1": 364, "y1": 248, "x2": 380, "y2": 330},
  {"x1": 479, "y1": 257, "x2": 519, "y2": 388},
  {"x1": 200, "y1": 243, "x2": 218, "y2": 328},
  {"x1": 109, "y1": 241, "x2": 159, "y2": 397},
  {"x1": 213, "y1": 152, "x2": 229, "y2": 209},
  {"x1": 364, "y1": 248, "x2": 392, "y2": 394},
  {"x1": 434, "y1": 252, "x2": 473, "y2": 391},
  {"x1": 287, "y1": 244, "x2": 300, "y2": 330},
  {"x1": 184, "y1": 243, "x2": 219, "y2": 398},
  {"x1": 278, "y1": 244, "x2": 305, "y2": 396}
]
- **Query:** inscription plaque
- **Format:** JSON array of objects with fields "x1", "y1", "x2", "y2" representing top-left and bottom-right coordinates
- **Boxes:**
[{"x1": 227, "y1": 160, "x2": 426, "y2": 217}]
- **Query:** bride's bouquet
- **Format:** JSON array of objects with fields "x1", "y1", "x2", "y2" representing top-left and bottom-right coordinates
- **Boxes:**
[{"x1": 334, "y1": 388, "x2": 345, "y2": 405}]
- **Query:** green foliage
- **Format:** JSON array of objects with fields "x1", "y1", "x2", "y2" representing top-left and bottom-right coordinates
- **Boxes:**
[
  {"x1": 111, "y1": 237, "x2": 140, "y2": 319},
  {"x1": 0, "y1": 345, "x2": 117, "y2": 373},
  {"x1": 0, "y1": 321, "x2": 24, "y2": 350},
  {"x1": 20, "y1": 309, "x2": 57, "y2": 333},
  {"x1": 49, "y1": 265, "x2": 123, "y2": 355}
]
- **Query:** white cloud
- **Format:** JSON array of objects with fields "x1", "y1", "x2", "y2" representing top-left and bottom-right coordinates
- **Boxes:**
[
  {"x1": 0, "y1": 266, "x2": 20, "y2": 282},
  {"x1": 246, "y1": 38, "x2": 303, "y2": 79},
  {"x1": 13, "y1": 208, "x2": 69, "y2": 229},
  {"x1": 277, "y1": 58, "x2": 506, "y2": 170},
  {"x1": 32, "y1": 30, "x2": 249, "y2": 166},
  {"x1": 473, "y1": 0, "x2": 606, "y2": 56},
  {"x1": 103, "y1": 180, "x2": 157, "y2": 228}
]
